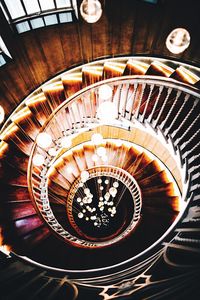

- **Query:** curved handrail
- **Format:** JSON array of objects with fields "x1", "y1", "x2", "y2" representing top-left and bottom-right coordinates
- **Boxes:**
[
  {"x1": 25, "y1": 75, "x2": 199, "y2": 274},
  {"x1": 0, "y1": 70, "x2": 198, "y2": 277},
  {"x1": 34, "y1": 76, "x2": 200, "y2": 128},
  {"x1": 1, "y1": 54, "x2": 200, "y2": 132}
]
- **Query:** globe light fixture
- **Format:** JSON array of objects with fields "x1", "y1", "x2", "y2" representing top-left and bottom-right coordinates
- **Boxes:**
[
  {"x1": 101, "y1": 155, "x2": 108, "y2": 162},
  {"x1": 36, "y1": 132, "x2": 52, "y2": 149},
  {"x1": 92, "y1": 153, "x2": 99, "y2": 162},
  {"x1": 91, "y1": 133, "x2": 103, "y2": 145},
  {"x1": 99, "y1": 84, "x2": 113, "y2": 100},
  {"x1": 166, "y1": 28, "x2": 190, "y2": 54},
  {"x1": 67, "y1": 166, "x2": 73, "y2": 174},
  {"x1": 60, "y1": 136, "x2": 72, "y2": 148},
  {"x1": 96, "y1": 146, "x2": 106, "y2": 157},
  {"x1": 33, "y1": 153, "x2": 45, "y2": 166},
  {"x1": 80, "y1": 0, "x2": 102, "y2": 23},
  {"x1": 48, "y1": 147, "x2": 57, "y2": 157},
  {"x1": 81, "y1": 170, "x2": 90, "y2": 182},
  {"x1": 97, "y1": 101, "x2": 118, "y2": 122}
]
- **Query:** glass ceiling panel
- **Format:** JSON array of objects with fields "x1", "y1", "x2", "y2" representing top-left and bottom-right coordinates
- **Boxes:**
[
  {"x1": 0, "y1": 36, "x2": 11, "y2": 58},
  {"x1": 23, "y1": 0, "x2": 40, "y2": 14},
  {"x1": 30, "y1": 17, "x2": 45, "y2": 29},
  {"x1": 56, "y1": 0, "x2": 71, "y2": 8},
  {"x1": 16, "y1": 21, "x2": 30, "y2": 33},
  {"x1": 1, "y1": 0, "x2": 75, "y2": 33},
  {"x1": 44, "y1": 15, "x2": 58, "y2": 26},
  {"x1": 4, "y1": 0, "x2": 26, "y2": 19},
  {"x1": 39, "y1": 0, "x2": 55, "y2": 11}
]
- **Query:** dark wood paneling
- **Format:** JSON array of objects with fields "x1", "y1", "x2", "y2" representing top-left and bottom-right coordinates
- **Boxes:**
[{"x1": 0, "y1": 0, "x2": 200, "y2": 118}]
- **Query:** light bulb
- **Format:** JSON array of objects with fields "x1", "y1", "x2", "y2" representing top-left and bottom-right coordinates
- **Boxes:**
[
  {"x1": 67, "y1": 166, "x2": 73, "y2": 173},
  {"x1": 99, "y1": 84, "x2": 112, "y2": 100},
  {"x1": 80, "y1": 0, "x2": 102, "y2": 23},
  {"x1": 109, "y1": 187, "x2": 117, "y2": 196},
  {"x1": 92, "y1": 154, "x2": 99, "y2": 162},
  {"x1": 91, "y1": 133, "x2": 103, "y2": 145},
  {"x1": 81, "y1": 170, "x2": 90, "y2": 182},
  {"x1": 33, "y1": 153, "x2": 45, "y2": 166},
  {"x1": 60, "y1": 136, "x2": 72, "y2": 148},
  {"x1": 96, "y1": 146, "x2": 106, "y2": 157},
  {"x1": 101, "y1": 155, "x2": 108, "y2": 162},
  {"x1": 78, "y1": 212, "x2": 84, "y2": 219},
  {"x1": 84, "y1": 188, "x2": 90, "y2": 194},
  {"x1": 36, "y1": 132, "x2": 52, "y2": 149},
  {"x1": 97, "y1": 101, "x2": 118, "y2": 122},
  {"x1": 113, "y1": 181, "x2": 119, "y2": 188},
  {"x1": 166, "y1": 28, "x2": 190, "y2": 54},
  {"x1": 48, "y1": 147, "x2": 57, "y2": 156}
]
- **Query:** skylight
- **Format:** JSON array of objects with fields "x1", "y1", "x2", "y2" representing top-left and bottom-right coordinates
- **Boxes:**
[
  {"x1": 0, "y1": 36, "x2": 12, "y2": 66},
  {"x1": 0, "y1": 0, "x2": 76, "y2": 33}
]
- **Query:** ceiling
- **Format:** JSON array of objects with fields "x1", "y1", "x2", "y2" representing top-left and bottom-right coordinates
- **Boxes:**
[{"x1": 0, "y1": 0, "x2": 200, "y2": 118}]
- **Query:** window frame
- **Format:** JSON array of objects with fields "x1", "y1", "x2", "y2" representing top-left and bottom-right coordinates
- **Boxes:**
[
  {"x1": 0, "y1": 35, "x2": 12, "y2": 66},
  {"x1": 0, "y1": 0, "x2": 77, "y2": 34}
]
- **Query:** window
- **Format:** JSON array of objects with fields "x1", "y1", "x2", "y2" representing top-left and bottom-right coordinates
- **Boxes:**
[
  {"x1": 0, "y1": 36, "x2": 12, "y2": 66},
  {"x1": 39, "y1": 0, "x2": 55, "y2": 11},
  {"x1": 15, "y1": 21, "x2": 30, "y2": 33},
  {"x1": 1, "y1": 0, "x2": 76, "y2": 33},
  {"x1": 4, "y1": 0, "x2": 25, "y2": 19},
  {"x1": 59, "y1": 12, "x2": 72, "y2": 23},
  {"x1": 23, "y1": 0, "x2": 40, "y2": 14},
  {"x1": 56, "y1": 0, "x2": 71, "y2": 8},
  {"x1": 0, "y1": 54, "x2": 6, "y2": 66},
  {"x1": 44, "y1": 15, "x2": 58, "y2": 26}
]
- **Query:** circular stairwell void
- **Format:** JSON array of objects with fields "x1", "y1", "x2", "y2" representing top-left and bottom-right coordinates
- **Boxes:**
[
  {"x1": 0, "y1": 57, "x2": 200, "y2": 299},
  {"x1": 67, "y1": 165, "x2": 142, "y2": 247},
  {"x1": 26, "y1": 121, "x2": 182, "y2": 269}
]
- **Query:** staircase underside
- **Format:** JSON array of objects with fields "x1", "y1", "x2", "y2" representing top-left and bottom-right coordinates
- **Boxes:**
[{"x1": 0, "y1": 56, "x2": 199, "y2": 299}]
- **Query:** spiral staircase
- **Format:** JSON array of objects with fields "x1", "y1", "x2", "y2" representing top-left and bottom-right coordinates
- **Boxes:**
[{"x1": 0, "y1": 56, "x2": 200, "y2": 299}]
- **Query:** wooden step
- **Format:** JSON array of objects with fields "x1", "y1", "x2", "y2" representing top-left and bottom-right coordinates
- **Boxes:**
[
  {"x1": 103, "y1": 61, "x2": 126, "y2": 79},
  {"x1": 6, "y1": 202, "x2": 37, "y2": 220},
  {"x1": 48, "y1": 194, "x2": 66, "y2": 206},
  {"x1": 82, "y1": 65, "x2": 103, "y2": 87},
  {"x1": 72, "y1": 148, "x2": 87, "y2": 172},
  {"x1": 83, "y1": 144, "x2": 95, "y2": 169},
  {"x1": 48, "y1": 167, "x2": 71, "y2": 190},
  {"x1": 11, "y1": 107, "x2": 41, "y2": 140},
  {"x1": 146, "y1": 61, "x2": 174, "y2": 77},
  {"x1": 4, "y1": 186, "x2": 30, "y2": 202},
  {"x1": 26, "y1": 92, "x2": 51, "y2": 126},
  {"x1": 170, "y1": 66, "x2": 200, "y2": 85},
  {"x1": 123, "y1": 60, "x2": 149, "y2": 75},
  {"x1": 122, "y1": 146, "x2": 140, "y2": 170},
  {"x1": 143, "y1": 195, "x2": 179, "y2": 211},
  {"x1": 0, "y1": 122, "x2": 33, "y2": 155},
  {"x1": 61, "y1": 73, "x2": 82, "y2": 98},
  {"x1": 139, "y1": 170, "x2": 169, "y2": 187},
  {"x1": 56, "y1": 155, "x2": 79, "y2": 182},
  {"x1": 134, "y1": 160, "x2": 162, "y2": 181},
  {"x1": 48, "y1": 179, "x2": 68, "y2": 197},
  {"x1": 43, "y1": 81, "x2": 66, "y2": 111},
  {"x1": 14, "y1": 215, "x2": 44, "y2": 236},
  {"x1": 127, "y1": 152, "x2": 151, "y2": 174},
  {"x1": 142, "y1": 182, "x2": 176, "y2": 197},
  {"x1": 23, "y1": 225, "x2": 50, "y2": 248}
]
